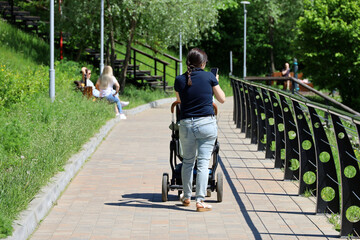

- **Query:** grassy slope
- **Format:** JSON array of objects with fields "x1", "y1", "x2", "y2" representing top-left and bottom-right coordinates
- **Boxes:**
[{"x1": 0, "y1": 21, "x2": 116, "y2": 238}]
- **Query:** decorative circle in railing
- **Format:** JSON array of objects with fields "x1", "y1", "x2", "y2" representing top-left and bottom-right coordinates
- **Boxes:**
[
  {"x1": 321, "y1": 187, "x2": 335, "y2": 202},
  {"x1": 288, "y1": 130, "x2": 297, "y2": 140},
  {"x1": 268, "y1": 118, "x2": 274, "y2": 126},
  {"x1": 346, "y1": 206, "x2": 360, "y2": 223},
  {"x1": 284, "y1": 107, "x2": 289, "y2": 112},
  {"x1": 338, "y1": 132, "x2": 345, "y2": 139},
  {"x1": 303, "y1": 171, "x2": 316, "y2": 185},
  {"x1": 265, "y1": 98, "x2": 269, "y2": 103},
  {"x1": 273, "y1": 102, "x2": 278, "y2": 107},
  {"x1": 302, "y1": 140, "x2": 312, "y2": 150},
  {"x1": 278, "y1": 123, "x2": 285, "y2": 132},
  {"x1": 344, "y1": 165, "x2": 357, "y2": 178},
  {"x1": 261, "y1": 113, "x2": 266, "y2": 120},
  {"x1": 314, "y1": 122, "x2": 321, "y2": 128},
  {"x1": 319, "y1": 151, "x2": 331, "y2": 163},
  {"x1": 289, "y1": 159, "x2": 300, "y2": 171},
  {"x1": 256, "y1": 95, "x2": 260, "y2": 99},
  {"x1": 297, "y1": 114, "x2": 303, "y2": 120}
]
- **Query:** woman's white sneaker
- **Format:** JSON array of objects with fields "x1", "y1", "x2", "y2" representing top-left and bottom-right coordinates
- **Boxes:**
[
  {"x1": 119, "y1": 113, "x2": 127, "y2": 120},
  {"x1": 121, "y1": 101, "x2": 129, "y2": 107}
]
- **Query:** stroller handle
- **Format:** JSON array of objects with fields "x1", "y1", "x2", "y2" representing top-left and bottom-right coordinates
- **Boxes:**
[{"x1": 171, "y1": 101, "x2": 218, "y2": 115}]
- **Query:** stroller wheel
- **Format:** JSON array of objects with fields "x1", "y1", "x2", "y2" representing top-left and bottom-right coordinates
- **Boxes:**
[
  {"x1": 162, "y1": 173, "x2": 169, "y2": 202},
  {"x1": 216, "y1": 172, "x2": 223, "y2": 202}
]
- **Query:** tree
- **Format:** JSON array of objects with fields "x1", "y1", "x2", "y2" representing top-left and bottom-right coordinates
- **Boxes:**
[
  {"x1": 199, "y1": 0, "x2": 303, "y2": 76},
  {"x1": 110, "y1": 0, "x2": 221, "y2": 92},
  {"x1": 296, "y1": 0, "x2": 360, "y2": 110},
  {"x1": 58, "y1": 1, "x2": 101, "y2": 61}
]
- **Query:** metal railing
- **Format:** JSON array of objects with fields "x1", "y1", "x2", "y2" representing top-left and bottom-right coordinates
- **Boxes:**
[{"x1": 231, "y1": 76, "x2": 360, "y2": 237}]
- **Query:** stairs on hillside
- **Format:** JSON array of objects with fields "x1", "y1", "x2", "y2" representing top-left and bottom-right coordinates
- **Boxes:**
[
  {"x1": 0, "y1": 0, "x2": 177, "y2": 93},
  {"x1": 0, "y1": 1, "x2": 41, "y2": 35},
  {"x1": 85, "y1": 48, "x2": 174, "y2": 93}
]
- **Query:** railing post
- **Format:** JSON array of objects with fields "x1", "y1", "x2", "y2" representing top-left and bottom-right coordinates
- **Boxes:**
[
  {"x1": 331, "y1": 114, "x2": 360, "y2": 237},
  {"x1": 155, "y1": 60, "x2": 157, "y2": 75},
  {"x1": 261, "y1": 88, "x2": 275, "y2": 159},
  {"x1": 279, "y1": 95, "x2": 300, "y2": 180},
  {"x1": 230, "y1": 79, "x2": 236, "y2": 123},
  {"x1": 163, "y1": 63, "x2": 166, "y2": 92},
  {"x1": 270, "y1": 91, "x2": 285, "y2": 168},
  {"x1": 248, "y1": 85, "x2": 258, "y2": 144},
  {"x1": 243, "y1": 83, "x2": 252, "y2": 138},
  {"x1": 308, "y1": 106, "x2": 339, "y2": 214},
  {"x1": 293, "y1": 101, "x2": 317, "y2": 195},
  {"x1": 133, "y1": 50, "x2": 137, "y2": 83},
  {"x1": 239, "y1": 82, "x2": 246, "y2": 132},
  {"x1": 254, "y1": 87, "x2": 266, "y2": 151}
]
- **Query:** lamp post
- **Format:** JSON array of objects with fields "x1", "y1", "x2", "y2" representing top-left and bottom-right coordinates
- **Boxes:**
[
  {"x1": 100, "y1": 0, "x2": 104, "y2": 75},
  {"x1": 241, "y1": 1, "x2": 250, "y2": 79},
  {"x1": 49, "y1": 0, "x2": 55, "y2": 101},
  {"x1": 179, "y1": 32, "x2": 182, "y2": 75}
]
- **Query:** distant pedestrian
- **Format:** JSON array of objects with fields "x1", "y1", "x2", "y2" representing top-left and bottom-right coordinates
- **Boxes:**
[{"x1": 282, "y1": 62, "x2": 291, "y2": 90}]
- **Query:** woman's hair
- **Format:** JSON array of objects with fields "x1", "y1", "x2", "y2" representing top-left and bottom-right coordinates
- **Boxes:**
[
  {"x1": 102, "y1": 65, "x2": 113, "y2": 76},
  {"x1": 99, "y1": 74, "x2": 113, "y2": 90},
  {"x1": 186, "y1": 48, "x2": 208, "y2": 86}
]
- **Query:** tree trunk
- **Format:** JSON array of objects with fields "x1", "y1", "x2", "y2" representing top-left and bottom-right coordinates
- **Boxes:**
[
  {"x1": 119, "y1": 18, "x2": 136, "y2": 93},
  {"x1": 106, "y1": 0, "x2": 115, "y2": 69},
  {"x1": 268, "y1": 15, "x2": 275, "y2": 73},
  {"x1": 75, "y1": 46, "x2": 84, "y2": 62}
]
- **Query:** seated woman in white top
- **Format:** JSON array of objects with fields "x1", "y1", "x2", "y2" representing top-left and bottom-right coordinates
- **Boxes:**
[{"x1": 96, "y1": 66, "x2": 127, "y2": 119}]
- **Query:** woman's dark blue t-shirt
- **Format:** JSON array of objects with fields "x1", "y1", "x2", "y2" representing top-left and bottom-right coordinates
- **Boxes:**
[{"x1": 174, "y1": 69, "x2": 218, "y2": 120}]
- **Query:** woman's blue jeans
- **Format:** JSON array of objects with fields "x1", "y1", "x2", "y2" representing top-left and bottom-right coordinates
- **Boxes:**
[
  {"x1": 179, "y1": 116, "x2": 217, "y2": 202},
  {"x1": 105, "y1": 94, "x2": 123, "y2": 113}
]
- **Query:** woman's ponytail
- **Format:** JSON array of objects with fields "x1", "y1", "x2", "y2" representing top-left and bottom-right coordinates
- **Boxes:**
[
  {"x1": 187, "y1": 65, "x2": 195, "y2": 86},
  {"x1": 185, "y1": 48, "x2": 208, "y2": 87}
]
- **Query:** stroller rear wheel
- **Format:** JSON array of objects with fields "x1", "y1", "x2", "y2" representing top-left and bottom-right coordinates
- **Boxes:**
[
  {"x1": 216, "y1": 172, "x2": 223, "y2": 202},
  {"x1": 162, "y1": 173, "x2": 169, "y2": 202}
]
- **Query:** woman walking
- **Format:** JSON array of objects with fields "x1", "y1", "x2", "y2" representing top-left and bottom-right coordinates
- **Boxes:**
[{"x1": 174, "y1": 48, "x2": 226, "y2": 211}]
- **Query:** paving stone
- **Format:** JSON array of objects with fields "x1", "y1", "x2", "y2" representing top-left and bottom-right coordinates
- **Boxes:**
[{"x1": 30, "y1": 98, "x2": 339, "y2": 239}]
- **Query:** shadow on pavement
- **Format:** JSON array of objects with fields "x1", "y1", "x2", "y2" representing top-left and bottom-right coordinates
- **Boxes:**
[{"x1": 104, "y1": 193, "x2": 195, "y2": 212}]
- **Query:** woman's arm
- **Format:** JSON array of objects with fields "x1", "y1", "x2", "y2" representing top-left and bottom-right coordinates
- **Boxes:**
[
  {"x1": 213, "y1": 85, "x2": 226, "y2": 104},
  {"x1": 113, "y1": 80, "x2": 120, "y2": 96},
  {"x1": 175, "y1": 91, "x2": 181, "y2": 102},
  {"x1": 95, "y1": 79, "x2": 100, "y2": 90}
]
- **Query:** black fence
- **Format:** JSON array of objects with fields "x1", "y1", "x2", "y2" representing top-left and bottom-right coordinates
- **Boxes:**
[{"x1": 231, "y1": 76, "x2": 360, "y2": 237}]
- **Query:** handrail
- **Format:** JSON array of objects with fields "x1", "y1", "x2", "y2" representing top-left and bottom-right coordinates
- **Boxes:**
[
  {"x1": 135, "y1": 41, "x2": 181, "y2": 62},
  {"x1": 244, "y1": 76, "x2": 360, "y2": 117},
  {"x1": 230, "y1": 76, "x2": 360, "y2": 237},
  {"x1": 131, "y1": 47, "x2": 170, "y2": 66}
]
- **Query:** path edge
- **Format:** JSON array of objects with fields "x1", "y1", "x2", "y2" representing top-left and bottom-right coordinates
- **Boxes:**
[{"x1": 7, "y1": 97, "x2": 176, "y2": 240}]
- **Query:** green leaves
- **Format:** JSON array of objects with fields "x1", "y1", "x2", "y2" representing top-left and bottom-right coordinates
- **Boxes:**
[{"x1": 296, "y1": 0, "x2": 360, "y2": 110}]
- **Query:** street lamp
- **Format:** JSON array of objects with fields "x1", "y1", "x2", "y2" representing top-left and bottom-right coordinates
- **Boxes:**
[
  {"x1": 179, "y1": 32, "x2": 182, "y2": 75},
  {"x1": 241, "y1": 1, "x2": 250, "y2": 79},
  {"x1": 49, "y1": 0, "x2": 55, "y2": 101},
  {"x1": 100, "y1": 0, "x2": 104, "y2": 75}
]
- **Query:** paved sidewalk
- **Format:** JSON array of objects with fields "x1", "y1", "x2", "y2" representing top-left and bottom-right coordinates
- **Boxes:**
[{"x1": 31, "y1": 98, "x2": 339, "y2": 240}]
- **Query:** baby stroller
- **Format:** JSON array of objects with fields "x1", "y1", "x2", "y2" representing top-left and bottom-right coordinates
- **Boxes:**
[{"x1": 161, "y1": 101, "x2": 223, "y2": 202}]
